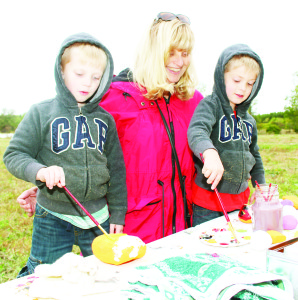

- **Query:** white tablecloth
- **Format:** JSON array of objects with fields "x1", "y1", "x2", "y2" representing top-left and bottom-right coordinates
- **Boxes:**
[{"x1": 1, "y1": 211, "x2": 296, "y2": 299}]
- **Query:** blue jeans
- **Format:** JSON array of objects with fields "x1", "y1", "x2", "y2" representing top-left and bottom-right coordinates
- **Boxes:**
[
  {"x1": 192, "y1": 204, "x2": 224, "y2": 226},
  {"x1": 17, "y1": 203, "x2": 109, "y2": 278}
]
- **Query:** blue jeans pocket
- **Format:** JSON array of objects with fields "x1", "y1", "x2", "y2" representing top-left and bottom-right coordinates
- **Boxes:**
[{"x1": 34, "y1": 203, "x2": 48, "y2": 218}]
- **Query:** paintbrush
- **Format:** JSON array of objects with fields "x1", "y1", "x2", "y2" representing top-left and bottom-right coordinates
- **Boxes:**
[
  {"x1": 199, "y1": 153, "x2": 239, "y2": 243},
  {"x1": 268, "y1": 184, "x2": 278, "y2": 202},
  {"x1": 267, "y1": 183, "x2": 272, "y2": 201},
  {"x1": 255, "y1": 180, "x2": 268, "y2": 202},
  {"x1": 63, "y1": 186, "x2": 112, "y2": 239}
]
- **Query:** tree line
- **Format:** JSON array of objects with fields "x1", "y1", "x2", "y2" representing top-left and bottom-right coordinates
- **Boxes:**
[
  {"x1": 0, "y1": 111, "x2": 24, "y2": 133},
  {"x1": 1, "y1": 76, "x2": 297, "y2": 134},
  {"x1": 252, "y1": 74, "x2": 298, "y2": 134},
  {"x1": 1, "y1": 108, "x2": 296, "y2": 135}
]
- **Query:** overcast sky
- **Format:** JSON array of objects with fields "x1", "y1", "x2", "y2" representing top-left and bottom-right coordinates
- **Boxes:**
[{"x1": 2, "y1": 0, "x2": 298, "y2": 115}]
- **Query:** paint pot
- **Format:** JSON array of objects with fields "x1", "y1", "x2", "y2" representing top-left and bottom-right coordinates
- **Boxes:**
[{"x1": 252, "y1": 184, "x2": 283, "y2": 232}]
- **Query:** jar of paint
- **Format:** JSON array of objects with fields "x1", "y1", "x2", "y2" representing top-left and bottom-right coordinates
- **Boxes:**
[{"x1": 252, "y1": 184, "x2": 283, "y2": 232}]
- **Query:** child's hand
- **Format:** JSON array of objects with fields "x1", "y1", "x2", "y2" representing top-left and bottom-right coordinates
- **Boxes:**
[
  {"x1": 202, "y1": 149, "x2": 224, "y2": 190},
  {"x1": 17, "y1": 186, "x2": 38, "y2": 217},
  {"x1": 248, "y1": 191, "x2": 256, "y2": 205},
  {"x1": 36, "y1": 166, "x2": 65, "y2": 189},
  {"x1": 110, "y1": 224, "x2": 124, "y2": 234}
]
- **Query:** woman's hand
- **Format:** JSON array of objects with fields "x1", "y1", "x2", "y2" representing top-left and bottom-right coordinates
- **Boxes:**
[
  {"x1": 202, "y1": 149, "x2": 224, "y2": 190},
  {"x1": 17, "y1": 186, "x2": 38, "y2": 217}
]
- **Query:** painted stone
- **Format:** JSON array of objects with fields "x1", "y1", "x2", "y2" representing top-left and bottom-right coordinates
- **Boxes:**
[
  {"x1": 267, "y1": 230, "x2": 286, "y2": 244},
  {"x1": 92, "y1": 233, "x2": 146, "y2": 265},
  {"x1": 283, "y1": 205, "x2": 297, "y2": 217},
  {"x1": 250, "y1": 230, "x2": 272, "y2": 251},
  {"x1": 238, "y1": 204, "x2": 252, "y2": 223},
  {"x1": 283, "y1": 215, "x2": 298, "y2": 230},
  {"x1": 281, "y1": 199, "x2": 294, "y2": 206},
  {"x1": 282, "y1": 195, "x2": 298, "y2": 209}
]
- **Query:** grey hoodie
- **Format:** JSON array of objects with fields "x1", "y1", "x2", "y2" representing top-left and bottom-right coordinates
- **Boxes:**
[
  {"x1": 3, "y1": 33, "x2": 127, "y2": 224},
  {"x1": 187, "y1": 44, "x2": 265, "y2": 194}
]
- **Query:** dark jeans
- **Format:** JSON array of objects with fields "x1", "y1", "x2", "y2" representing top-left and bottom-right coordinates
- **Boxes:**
[
  {"x1": 17, "y1": 203, "x2": 109, "y2": 278},
  {"x1": 192, "y1": 204, "x2": 224, "y2": 226}
]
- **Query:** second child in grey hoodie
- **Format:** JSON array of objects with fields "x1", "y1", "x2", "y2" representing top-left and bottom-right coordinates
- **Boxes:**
[{"x1": 187, "y1": 44, "x2": 265, "y2": 226}]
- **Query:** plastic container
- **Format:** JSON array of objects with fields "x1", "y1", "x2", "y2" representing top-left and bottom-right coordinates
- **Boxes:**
[
  {"x1": 252, "y1": 184, "x2": 283, "y2": 232},
  {"x1": 267, "y1": 247, "x2": 298, "y2": 299}
]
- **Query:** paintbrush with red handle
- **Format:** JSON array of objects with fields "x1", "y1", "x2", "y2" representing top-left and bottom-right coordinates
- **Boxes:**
[
  {"x1": 199, "y1": 153, "x2": 239, "y2": 243},
  {"x1": 63, "y1": 186, "x2": 111, "y2": 239},
  {"x1": 255, "y1": 180, "x2": 268, "y2": 202}
]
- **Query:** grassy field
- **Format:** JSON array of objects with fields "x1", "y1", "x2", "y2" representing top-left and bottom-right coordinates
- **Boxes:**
[{"x1": 1, "y1": 134, "x2": 298, "y2": 283}]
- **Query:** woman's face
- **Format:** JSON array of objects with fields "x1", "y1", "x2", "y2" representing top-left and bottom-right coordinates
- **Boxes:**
[{"x1": 165, "y1": 48, "x2": 191, "y2": 83}]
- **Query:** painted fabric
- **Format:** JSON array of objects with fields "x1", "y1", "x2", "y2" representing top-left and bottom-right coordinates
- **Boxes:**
[{"x1": 121, "y1": 253, "x2": 294, "y2": 300}]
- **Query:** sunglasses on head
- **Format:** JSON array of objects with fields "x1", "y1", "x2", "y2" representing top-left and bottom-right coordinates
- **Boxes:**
[{"x1": 154, "y1": 12, "x2": 191, "y2": 25}]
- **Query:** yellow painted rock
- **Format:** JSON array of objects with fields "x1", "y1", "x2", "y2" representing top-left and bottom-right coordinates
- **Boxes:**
[
  {"x1": 294, "y1": 231, "x2": 298, "y2": 238},
  {"x1": 267, "y1": 230, "x2": 286, "y2": 244},
  {"x1": 282, "y1": 195, "x2": 298, "y2": 209},
  {"x1": 92, "y1": 233, "x2": 146, "y2": 265}
]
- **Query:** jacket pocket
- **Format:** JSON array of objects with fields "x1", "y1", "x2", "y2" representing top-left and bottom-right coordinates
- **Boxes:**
[{"x1": 128, "y1": 196, "x2": 161, "y2": 212}]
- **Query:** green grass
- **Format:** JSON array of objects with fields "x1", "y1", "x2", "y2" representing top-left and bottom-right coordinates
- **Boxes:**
[
  {"x1": 0, "y1": 138, "x2": 34, "y2": 283},
  {"x1": 1, "y1": 134, "x2": 298, "y2": 283},
  {"x1": 255, "y1": 133, "x2": 298, "y2": 196}
]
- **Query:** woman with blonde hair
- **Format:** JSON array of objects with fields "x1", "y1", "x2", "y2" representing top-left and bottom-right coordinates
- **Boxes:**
[
  {"x1": 100, "y1": 12, "x2": 203, "y2": 242},
  {"x1": 18, "y1": 12, "x2": 204, "y2": 243}
]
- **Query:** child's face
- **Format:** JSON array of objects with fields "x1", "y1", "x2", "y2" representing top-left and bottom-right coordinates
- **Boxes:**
[
  {"x1": 224, "y1": 65, "x2": 258, "y2": 110},
  {"x1": 62, "y1": 47, "x2": 104, "y2": 106}
]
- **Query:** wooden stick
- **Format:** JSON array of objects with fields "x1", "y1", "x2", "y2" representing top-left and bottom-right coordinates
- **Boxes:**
[{"x1": 269, "y1": 237, "x2": 298, "y2": 252}]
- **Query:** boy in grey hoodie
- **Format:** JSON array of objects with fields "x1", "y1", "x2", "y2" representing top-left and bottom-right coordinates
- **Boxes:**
[
  {"x1": 187, "y1": 44, "x2": 265, "y2": 226},
  {"x1": 3, "y1": 33, "x2": 127, "y2": 277}
]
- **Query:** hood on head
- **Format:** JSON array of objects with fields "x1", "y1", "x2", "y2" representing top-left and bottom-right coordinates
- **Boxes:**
[
  {"x1": 54, "y1": 32, "x2": 114, "y2": 108},
  {"x1": 213, "y1": 44, "x2": 264, "y2": 113}
]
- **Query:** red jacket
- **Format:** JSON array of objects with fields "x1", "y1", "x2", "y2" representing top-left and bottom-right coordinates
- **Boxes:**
[{"x1": 101, "y1": 76, "x2": 203, "y2": 243}]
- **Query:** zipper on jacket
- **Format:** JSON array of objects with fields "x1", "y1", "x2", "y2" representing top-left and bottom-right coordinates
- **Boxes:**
[
  {"x1": 78, "y1": 107, "x2": 89, "y2": 197},
  {"x1": 235, "y1": 109, "x2": 245, "y2": 193},
  {"x1": 156, "y1": 97, "x2": 190, "y2": 231},
  {"x1": 164, "y1": 96, "x2": 177, "y2": 234},
  {"x1": 157, "y1": 180, "x2": 165, "y2": 237}
]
